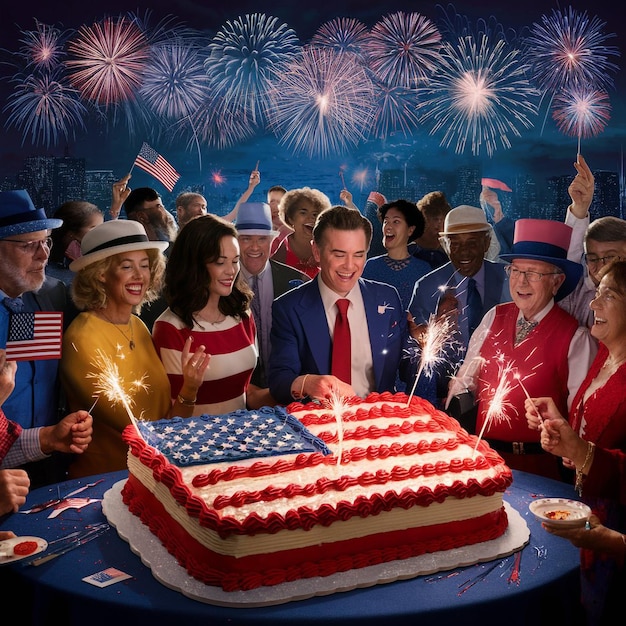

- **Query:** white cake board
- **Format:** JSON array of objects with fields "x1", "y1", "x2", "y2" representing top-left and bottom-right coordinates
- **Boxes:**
[{"x1": 102, "y1": 479, "x2": 529, "y2": 608}]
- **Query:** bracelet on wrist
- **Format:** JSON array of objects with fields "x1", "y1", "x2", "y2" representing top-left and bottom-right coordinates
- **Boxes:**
[
  {"x1": 292, "y1": 374, "x2": 310, "y2": 401},
  {"x1": 177, "y1": 394, "x2": 196, "y2": 407},
  {"x1": 575, "y1": 440, "x2": 595, "y2": 496}
]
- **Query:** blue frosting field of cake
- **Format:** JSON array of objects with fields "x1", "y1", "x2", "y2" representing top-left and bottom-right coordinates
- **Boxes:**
[{"x1": 137, "y1": 406, "x2": 331, "y2": 466}]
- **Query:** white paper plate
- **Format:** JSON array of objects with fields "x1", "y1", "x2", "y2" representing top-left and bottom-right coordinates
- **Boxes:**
[
  {"x1": 0, "y1": 535, "x2": 48, "y2": 564},
  {"x1": 529, "y1": 498, "x2": 591, "y2": 528}
]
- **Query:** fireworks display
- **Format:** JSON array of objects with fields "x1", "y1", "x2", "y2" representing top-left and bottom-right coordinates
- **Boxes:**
[
  {"x1": 365, "y1": 12, "x2": 442, "y2": 89},
  {"x1": 18, "y1": 20, "x2": 68, "y2": 71},
  {"x1": 0, "y1": 6, "x2": 621, "y2": 165},
  {"x1": 267, "y1": 46, "x2": 376, "y2": 158},
  {"x1": 4, "y1": 72, "x2": 87, "y2": 147},
  {"x1": 524, "y1": 7, "x2": 620, "y2": 94},
  {"x1": 417, "y1": 32, "x2": 540, "y2": 157},
  {"x1": 552, "y1": 87, "x2": 612, "y2": 140},
  {"x1": 66, "y1": 17, "x2": 150, "y2": 106},
  {"x1": 205, "y1": 13, "x2": 300, "y2": 129},
  {"x1": 311, "y1": 17, "x2": 370, "y2": 60}
]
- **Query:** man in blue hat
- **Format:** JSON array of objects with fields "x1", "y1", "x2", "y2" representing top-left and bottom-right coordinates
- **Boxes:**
[
  {"x1": 0, "y1": 189, "x2": 89, "y2": 487},
  {"x1": 446, "y1": 218, "x2": 597, "y2": 480},
  {"x1": 235, "y1": 202, "x2": 309, "y2": 388}
]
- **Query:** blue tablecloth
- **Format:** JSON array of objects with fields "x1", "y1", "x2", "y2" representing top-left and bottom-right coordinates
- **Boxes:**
[{"x1": 0, "y1": 470, "x2": 584, "y2": 626}]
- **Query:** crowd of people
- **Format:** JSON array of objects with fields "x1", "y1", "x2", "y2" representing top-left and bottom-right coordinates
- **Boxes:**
[{"x1": 0, "y1": 154, "x2": 624, "y2": 625}]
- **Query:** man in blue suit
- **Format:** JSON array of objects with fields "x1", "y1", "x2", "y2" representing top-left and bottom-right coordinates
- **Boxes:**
[
  {"x1": 407, "y1": 205, "x2": 511, "y2": 407},
  {"x1": 269, "y1": 205, "x2": 407, "y2": 405}
]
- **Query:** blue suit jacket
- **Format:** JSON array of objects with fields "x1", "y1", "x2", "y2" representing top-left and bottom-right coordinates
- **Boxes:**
[
  {"x1": 269, "y1": 277, "x2": 407, "y2": 405},
  {"x1": 408, "y1": 260, "x2": 511, "y2": 347}
]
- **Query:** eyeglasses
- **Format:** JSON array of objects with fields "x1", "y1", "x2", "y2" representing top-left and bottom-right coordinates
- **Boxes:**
[
  {"x1": 504, "y1": 265, "x2": 562, "y2": 282},
  {"x1": 583, "y1": 254, "x2": 621, "y2": 268},
  {"x1": 1, "y1": 236, "x2": 53, "y2": 254}
]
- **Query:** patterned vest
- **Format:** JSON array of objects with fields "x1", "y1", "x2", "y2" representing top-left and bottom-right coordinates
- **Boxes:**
[{"x1": 476, "y1": 302, "x2": 578, "y2": 441}]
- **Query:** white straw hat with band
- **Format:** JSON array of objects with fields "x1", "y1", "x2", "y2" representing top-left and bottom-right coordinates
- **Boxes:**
[{"x1": 69, "y1": 220, "x2": 169, "y2": 272}]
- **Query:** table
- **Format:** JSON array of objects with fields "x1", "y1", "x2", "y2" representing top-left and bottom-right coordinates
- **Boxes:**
[{"x1": 0, "y1": 470, "x2": 584, "y2": 626}]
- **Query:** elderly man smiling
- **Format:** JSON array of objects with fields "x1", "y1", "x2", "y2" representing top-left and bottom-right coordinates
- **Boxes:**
[{"x1": 447, "y1": 219, "x2": 596, "y2": 479}]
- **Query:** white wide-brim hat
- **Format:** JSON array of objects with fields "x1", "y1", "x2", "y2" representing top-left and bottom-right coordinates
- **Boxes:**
[{"x1": 69, "y1": 219, "x2": 169, "y2": 271}]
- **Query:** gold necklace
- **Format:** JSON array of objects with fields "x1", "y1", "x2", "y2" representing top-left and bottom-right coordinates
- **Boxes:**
[
  {"x1": 98, "y1": 310, "x2": 135, "y2": 350},
  {"x1": 195, "y1": 310, "x2": 226, "y2": 327}
]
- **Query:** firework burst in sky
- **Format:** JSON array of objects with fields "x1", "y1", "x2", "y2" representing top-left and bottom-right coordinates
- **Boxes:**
[
  {"x1": 417, "y1": 32, "x2": 540, "y2": 157},
  {"x1": 18, "y1": 20, "x2": 68, "y2": 71},
  {"x1": 364, "y1": 11, "x2": 442, "y2": 89},
  {"x1": 369, "y1": 83, "x2": 422, "y2": 140},
  {"x1": 4, "y1": 71, "x2": 87, "y2": 147},
  {"x1": 552, "y1": 87, "x2": 611, "y2": 139},
  {"x1": 267, "y1": 47, "x2": 376, "y2": 158},
  {"x1": 139, "y1": 41, "x2": 210, "y2": 121},
  {"x1": 311, "y1": 17, "x2": 370, "y2": 62},
  {"x1": 205, "y1": 13, "x2": 300, "y2": 129},
  {"x1": 183, "y1": 91, "x2": 256, "y2": 151},
  {"x1": 66, "y1": 16, "x2": 150, "y2": 107},
  {"x1": 524, "y1": 7, "x2": 620, "y2": 94}
]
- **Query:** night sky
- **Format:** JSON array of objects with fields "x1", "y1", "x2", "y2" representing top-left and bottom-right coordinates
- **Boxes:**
[{"x1": 0, "y1": 0, "x2": 623, "y2": 201}]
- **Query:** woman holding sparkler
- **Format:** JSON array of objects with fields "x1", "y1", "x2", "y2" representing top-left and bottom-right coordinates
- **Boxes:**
[
  {"x1": 271, "y1": 187, "x2": 331, "y2": 279},
  {"x1": 526, "y1": 260, "x2": 626, "y2": 626},
  {"x1": 60, "y1": 220, "x2": 209, "y2": 478},
  {"x1": 153, "y1": 214, "x2": 271, "y2": 416}
]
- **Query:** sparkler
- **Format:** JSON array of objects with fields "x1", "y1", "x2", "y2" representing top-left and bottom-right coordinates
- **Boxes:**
[
  {"x1": 325, "y1": 389, "x2": 349, "y2": 467},
  {"x1": 514, "y1": 371, "x2": 542, "y2": 422},
  {"x1": 86, "y1": 348, "x2": 149, "y2": 433},
  {"x1": 406, "y1": 313, "x2": 455, "y2": 406},
  {"x1": 472, "y1": 360, "x2": 515, "y2": 456}
]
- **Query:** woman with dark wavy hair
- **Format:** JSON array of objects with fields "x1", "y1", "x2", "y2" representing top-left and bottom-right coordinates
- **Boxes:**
[{"x1": 153, "y1": 214, "x2": 272, "y2": 414}]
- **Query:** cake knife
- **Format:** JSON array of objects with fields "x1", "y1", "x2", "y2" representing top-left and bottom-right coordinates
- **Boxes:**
[{"x1": 24, "y1": 522, "x2": 110, "y2": 567}]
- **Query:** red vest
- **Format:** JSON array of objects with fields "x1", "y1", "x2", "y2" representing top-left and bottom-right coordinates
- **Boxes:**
[{"x1": 476, "y1": 302, "x2": 578, "y2": 441}]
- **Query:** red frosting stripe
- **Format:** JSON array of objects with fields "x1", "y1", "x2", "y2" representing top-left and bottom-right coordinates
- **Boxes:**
[{"x1": 122, "y1": 475, "x2": 508, "y2": 592}]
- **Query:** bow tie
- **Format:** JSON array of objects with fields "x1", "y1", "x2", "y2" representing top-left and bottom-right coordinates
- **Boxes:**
[{"x1": 515, "y1": 317, "x2": 537, "y2": 344}]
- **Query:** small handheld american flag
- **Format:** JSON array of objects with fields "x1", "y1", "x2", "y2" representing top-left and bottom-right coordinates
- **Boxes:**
[
  {"x1": 133, "y1": 143, "x2": 180, "y2": 192},
  {"x1": 0, "y1": 307, "x2": 63, "y2": 361}
]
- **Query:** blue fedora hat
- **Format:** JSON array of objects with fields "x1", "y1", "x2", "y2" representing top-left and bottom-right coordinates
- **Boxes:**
[
  {"x1": 235, "y1": 202, "x2": 278, "y2": 237},
  {"x1": 0, "y1": 190, "x2": 62, "y2": 239}
]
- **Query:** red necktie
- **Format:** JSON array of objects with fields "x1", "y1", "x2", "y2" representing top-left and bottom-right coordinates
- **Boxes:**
[{"x1": 331, "y1": 298, "x2": 351, "y2": 384}]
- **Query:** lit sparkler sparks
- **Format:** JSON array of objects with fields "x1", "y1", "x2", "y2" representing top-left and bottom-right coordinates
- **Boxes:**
[
  {"x1": 325, "y1": 389, "x2": 349, "y2": 467},
  {"x1": 87, "y1": 348, "x2": 149, "y2": 433},
  {"x1": 472, "y1": 359, "x2": 515, "y2": 456},
  {"x1": 406, "y1": 313, "x2": 455, "y2": 405}
]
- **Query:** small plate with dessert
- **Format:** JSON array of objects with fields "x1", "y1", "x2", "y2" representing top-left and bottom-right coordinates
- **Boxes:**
[{"x1": 529, "y1": 498, "x2": 591, "y2": 528}]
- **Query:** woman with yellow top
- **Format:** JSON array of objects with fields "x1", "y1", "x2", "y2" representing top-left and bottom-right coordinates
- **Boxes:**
[{"x1": 60, "y1": 220, "x2": 209, "y2": 477}]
